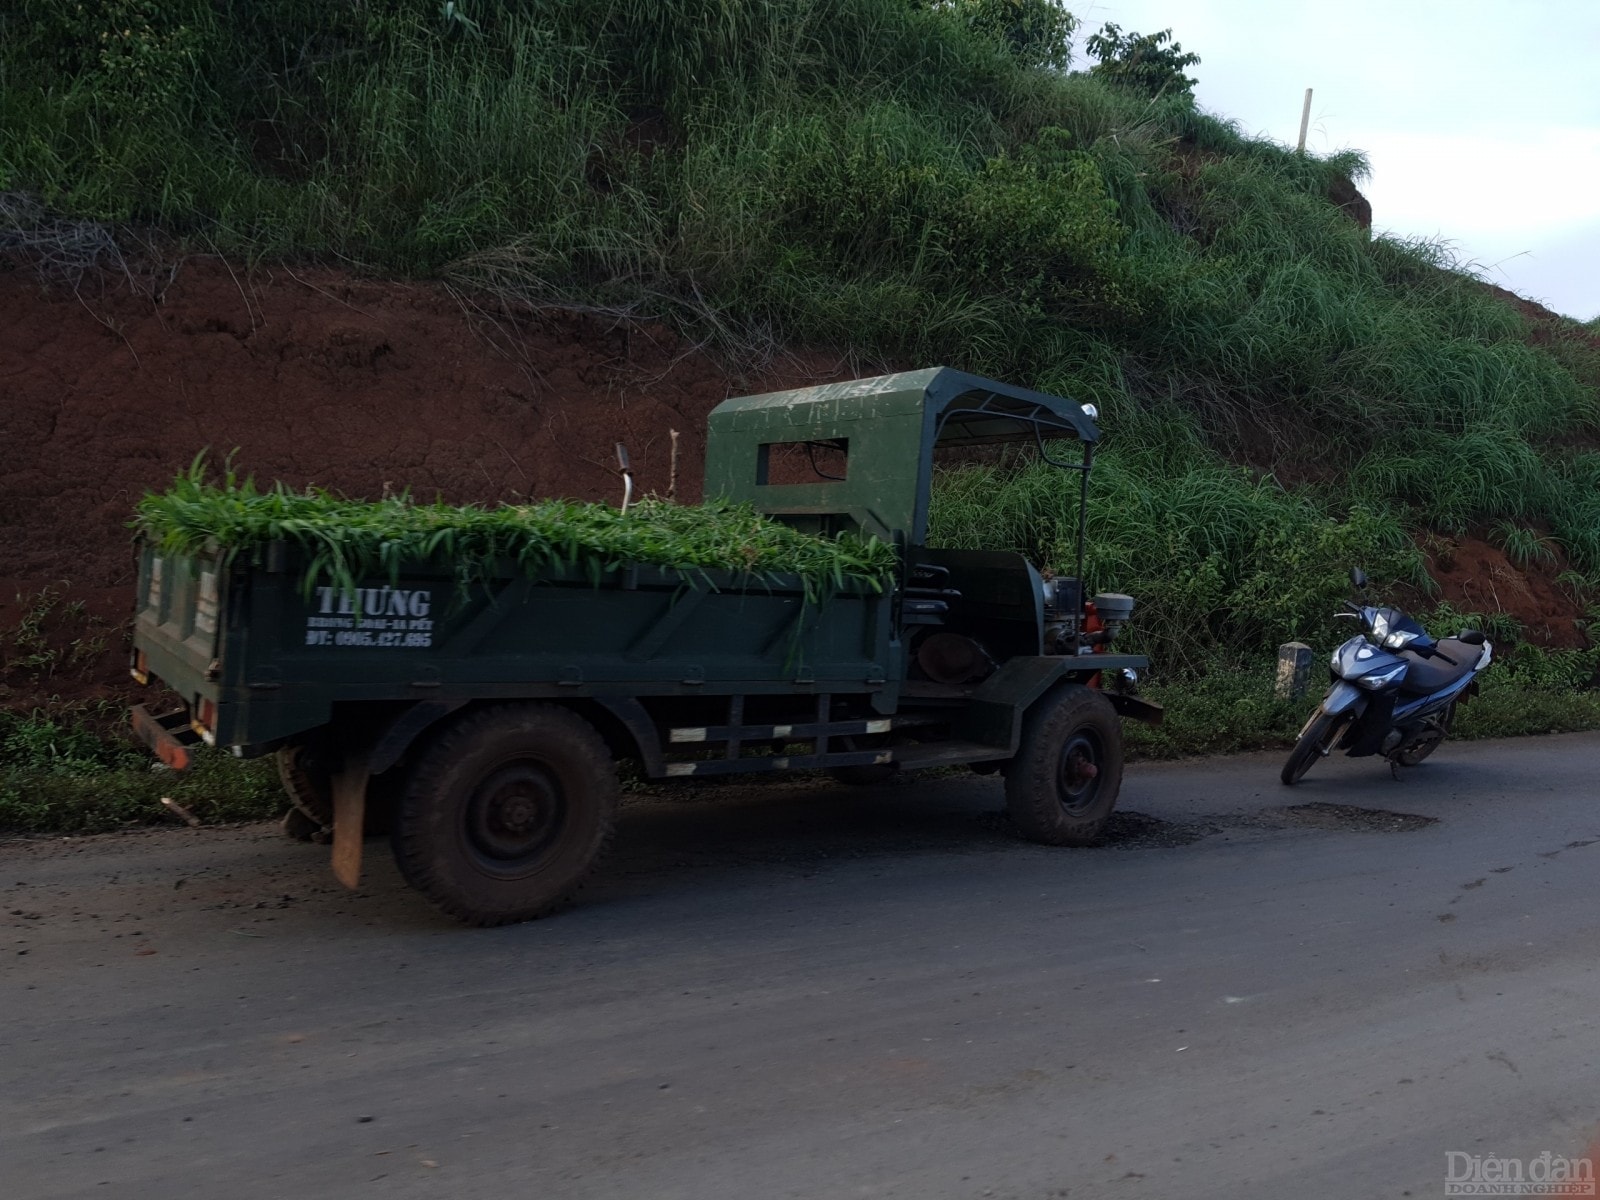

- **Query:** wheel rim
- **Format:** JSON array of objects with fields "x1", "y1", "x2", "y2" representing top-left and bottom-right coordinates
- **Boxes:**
[
  {"x1": 1289, "y1": 715, "x2": 1349, "y2": 783},
  {"x1": 461, "y1": 760, "x2": 568, "y2": 879},
  {"x1": 1055, "y1": 728, "x2": 1105, "y2": 816}
]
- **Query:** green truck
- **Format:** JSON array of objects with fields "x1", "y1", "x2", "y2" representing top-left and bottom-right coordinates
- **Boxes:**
[{"x1": 129, "y1": 368, "x2": 1160, "y2": 924}]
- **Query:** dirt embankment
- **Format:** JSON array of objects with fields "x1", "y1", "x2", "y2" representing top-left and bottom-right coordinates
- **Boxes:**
[
  {"x1": 0, "y1": 259, "x2": 856, "y2": 711},
  {"x1": 0, "y1": 259, "x2": 1590, "y2": 716},
  {"x1": 1421, "y1": 535, "x2": 1589, "y2": 647}
]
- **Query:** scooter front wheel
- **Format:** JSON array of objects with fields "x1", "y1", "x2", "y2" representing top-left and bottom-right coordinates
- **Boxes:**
[{"x1": 1281, "y1": 710, "x2": 1349, "y2": 786}]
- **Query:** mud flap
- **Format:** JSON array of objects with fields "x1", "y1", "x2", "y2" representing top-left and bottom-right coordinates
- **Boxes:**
[{"x1": 330, "y1": 756, "x2": 370, "y2": 890}]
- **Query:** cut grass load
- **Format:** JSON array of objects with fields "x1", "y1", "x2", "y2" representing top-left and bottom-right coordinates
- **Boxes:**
[{"x1": 133, "y1": 459, "x2": 899, "y2": 601}]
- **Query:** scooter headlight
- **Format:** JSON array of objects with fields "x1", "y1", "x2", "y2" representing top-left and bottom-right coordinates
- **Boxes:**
[{"x1": 1355, "y1": 662, "x2": 1407, "y2": 690}]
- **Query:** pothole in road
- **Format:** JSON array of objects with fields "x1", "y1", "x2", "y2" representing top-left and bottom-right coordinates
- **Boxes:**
[
  {"x1": 1098, "y1": 811, "x2": 1220, "y2": 848},
  {"x1": 973, "y1": 809, "x2": 1217, "y2": 848},
  {"x1": 1259, "y1": 802, "x2": 1438, "y2": 833}
]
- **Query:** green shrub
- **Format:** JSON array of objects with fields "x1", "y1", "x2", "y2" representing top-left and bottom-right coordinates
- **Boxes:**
[
  {"x1": 1122, "y1": 659, "x2": 1306, "y2": 758},
  {"x1": 1453, "y1": 674, "x2": 1600, "y2": 740},
  {"x1": 930, "y1": 0, "x2": 1077, "y2": 70},
  {"x1": 1122, "y1": 652, "x2": 1600, "y2": 759},
  {"x1": 0, "y1": 709, "x2": 137, "y2": 774},
  {"x1": 0, "y1": 750, "x2": 281, "y2": 834},
  {"x1": 929, "y1": 451, "x2": 1424, "y2": 669},
  {"x1": 1084, "y1": 23, "x2": 1201, "y2": 100},
  {"x1": 0, "y1": 706, "x2": 283, "y2": 834}
]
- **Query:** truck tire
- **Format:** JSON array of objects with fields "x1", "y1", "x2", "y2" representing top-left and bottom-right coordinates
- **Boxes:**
[
  {"x1": 390, "y1": 704, "x2": 619, "y2": 926},
  {"x1": 1005, "y1": 684, "x2": 1124, "y2": 847},
  {"x1": 275, "y1": 743, "x2": 395, "y2": 841},
  {"x1": 276, "y1": 745, "x2": 332, "y2": 843}
]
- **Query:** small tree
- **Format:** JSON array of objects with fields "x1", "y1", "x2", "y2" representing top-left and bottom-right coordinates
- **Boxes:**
[
  {"x1": 1085, "y1": 23, "x2": 1200, "y2": 100},
  {"x1": 927, "y1": 0, "x2": 1078, "y2": 71}
]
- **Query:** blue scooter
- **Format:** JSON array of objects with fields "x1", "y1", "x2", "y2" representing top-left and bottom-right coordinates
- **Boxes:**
[{"x1": 1281, "y1": 568, "x2": 1492, "y2": 786}]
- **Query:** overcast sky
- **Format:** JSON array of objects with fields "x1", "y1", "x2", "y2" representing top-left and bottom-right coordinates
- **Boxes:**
[{"x1": 1077, "y1": 0, "x2": 1600, "y2": 320}]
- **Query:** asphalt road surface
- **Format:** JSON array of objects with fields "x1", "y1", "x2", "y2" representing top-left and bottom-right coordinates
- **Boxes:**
[{"x1": 5, "y1": 733, "x2": 1600, "y2": 1200}]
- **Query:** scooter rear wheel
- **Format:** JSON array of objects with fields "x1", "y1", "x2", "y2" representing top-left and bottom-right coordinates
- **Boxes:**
[
  {"x1": 1281, "y1": 711, "x2": 1349, "y2": 786},
  {"x1": 1394, "y1": 702, "x2": 1455, "y2": 767}
]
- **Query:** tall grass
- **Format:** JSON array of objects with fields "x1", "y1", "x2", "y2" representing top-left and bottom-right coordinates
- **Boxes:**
[
  {"x1": 6, "y1": 0, "x2": 1599, "y2": 673},
  {"x1": 929, "y1": 447, "x2": 1426, "y2": 670}
]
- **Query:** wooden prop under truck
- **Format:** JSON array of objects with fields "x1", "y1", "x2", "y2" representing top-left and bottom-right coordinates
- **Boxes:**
[{"x1": 129, "y1": 368, "x2": 1162, "y2": 925}]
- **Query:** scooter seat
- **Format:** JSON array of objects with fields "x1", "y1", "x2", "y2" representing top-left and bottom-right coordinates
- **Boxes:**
[{"x1": 1397, "y1": 638, "x2": 1480, "y2": 695}]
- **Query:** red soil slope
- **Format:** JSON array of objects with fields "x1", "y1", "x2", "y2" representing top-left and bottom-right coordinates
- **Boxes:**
[
  {"x1": 1422, "y1": 535, "x2": 1589, "y2": 647},
  {"x1": 0, "y1": 259, "x2": 855, "y2": 711},
  {"x1": 0, "y1": 260, "x2": 1588, "y2": 715}
]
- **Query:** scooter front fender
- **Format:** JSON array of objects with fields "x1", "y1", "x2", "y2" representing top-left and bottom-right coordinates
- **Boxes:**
[{"x1": 1321, "y1": 680, "x2": 1367, "y2": 718}]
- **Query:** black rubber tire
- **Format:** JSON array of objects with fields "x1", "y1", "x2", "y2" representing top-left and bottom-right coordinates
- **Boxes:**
[
  {"x1": 1395, "y1": 740, "x2": 1439, "y2": 768},
  {"x1": 829, "y1": 763, "x2": 900, "y2": 786},
  {"x1": 1005, "y1": 685, "x2": 1124, "y2": 847},
  {"x1": 275, "y1": 743, "x2": 396, "y2": 841},
  {"x1": 389, "y1": 704, "x2": 619, "y2": 926},
  {"x1": 276, "y1": 745, "x2": 332, "y2": 842},
  {"x1": 1395, "y1": 702, "x2": 1454, "y2": 767},
  {"x1": 279, "y1": 804, "x2": 324, "y2": 842},
  {"x1": 1280, "y1": 710, "x2": 1347, "y2": 786}
]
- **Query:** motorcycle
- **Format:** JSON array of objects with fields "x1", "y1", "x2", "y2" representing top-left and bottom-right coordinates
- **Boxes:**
[{"x1": 1281, "y1": 568, "x2": 1492, "y2": 786}]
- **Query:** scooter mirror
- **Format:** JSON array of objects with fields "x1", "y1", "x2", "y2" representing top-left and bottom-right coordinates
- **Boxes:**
[{"x1": 1349, "y1": 567, "x2": 1369, "y2": 591}]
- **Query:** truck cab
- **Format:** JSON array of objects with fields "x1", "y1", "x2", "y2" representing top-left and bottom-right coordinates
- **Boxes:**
[{"x1": 708, "y1": 366, "x2": 1148, "y2": 702}]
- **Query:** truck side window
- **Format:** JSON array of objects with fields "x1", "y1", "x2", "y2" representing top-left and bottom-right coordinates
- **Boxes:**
[{"x1": 756, "y1": 439, "x2": 849, "y2": 485}]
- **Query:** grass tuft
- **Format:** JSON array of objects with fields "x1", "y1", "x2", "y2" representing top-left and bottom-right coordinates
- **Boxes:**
[{"x1": 0, "y1": 708, "x2": 282, "y2": 833}]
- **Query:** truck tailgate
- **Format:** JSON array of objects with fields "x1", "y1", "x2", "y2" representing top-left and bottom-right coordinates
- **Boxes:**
[{"x1": 131, "y1": 544, "x2": 224, "y2": 710}]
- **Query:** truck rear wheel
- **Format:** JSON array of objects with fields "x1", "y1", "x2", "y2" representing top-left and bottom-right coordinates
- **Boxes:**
[
  {"x1": 1005, "y1": 684, "x2": 1123, "y2": 846},
  {"x1": 275, "y1": 743, "x2": 395, "y2": 841},
  {"x1": 276, "y1": 745, "x2": 332, "y2": 843},
  {"x1": 390, "y1": 704, "x2": 619, "y2": 926}
]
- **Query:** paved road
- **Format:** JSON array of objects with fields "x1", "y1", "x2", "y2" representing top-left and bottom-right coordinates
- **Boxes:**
[{"x1": 4, "y1": 733, "x2": 1600, "y2": 1199}]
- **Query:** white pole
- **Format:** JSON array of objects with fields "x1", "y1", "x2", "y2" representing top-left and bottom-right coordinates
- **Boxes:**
[
  {"x1": 616, "y1": 443, "x2": 634, "y2": 513},
  {"x1": 668, "y1": 429, "x2": 680, "y2": 502},
  {"x1": 1297, "y1": 87, "x2": 1313, "y2": 153}
]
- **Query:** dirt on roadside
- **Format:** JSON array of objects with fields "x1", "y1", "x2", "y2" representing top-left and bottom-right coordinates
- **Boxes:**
[
  {"x1": 1421, "y1": 534, "x2": 1589, "y2": 647},
  {"x1": 0, "y1": 258, "x2": 861, "y2": 712}
]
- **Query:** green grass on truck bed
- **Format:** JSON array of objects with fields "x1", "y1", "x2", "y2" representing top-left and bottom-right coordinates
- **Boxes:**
[{"x1": 134, "y1": 459, "x2": 899, "y2": 599}]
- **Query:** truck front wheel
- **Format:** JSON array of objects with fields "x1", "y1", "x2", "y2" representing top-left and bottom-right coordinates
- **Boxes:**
[
  {"x1": 390, "y1": 704, "x2": 619, "y2": 925},
  {"x1": 1005, "y1": 684, "x2": 1124, "y2": 846}
]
